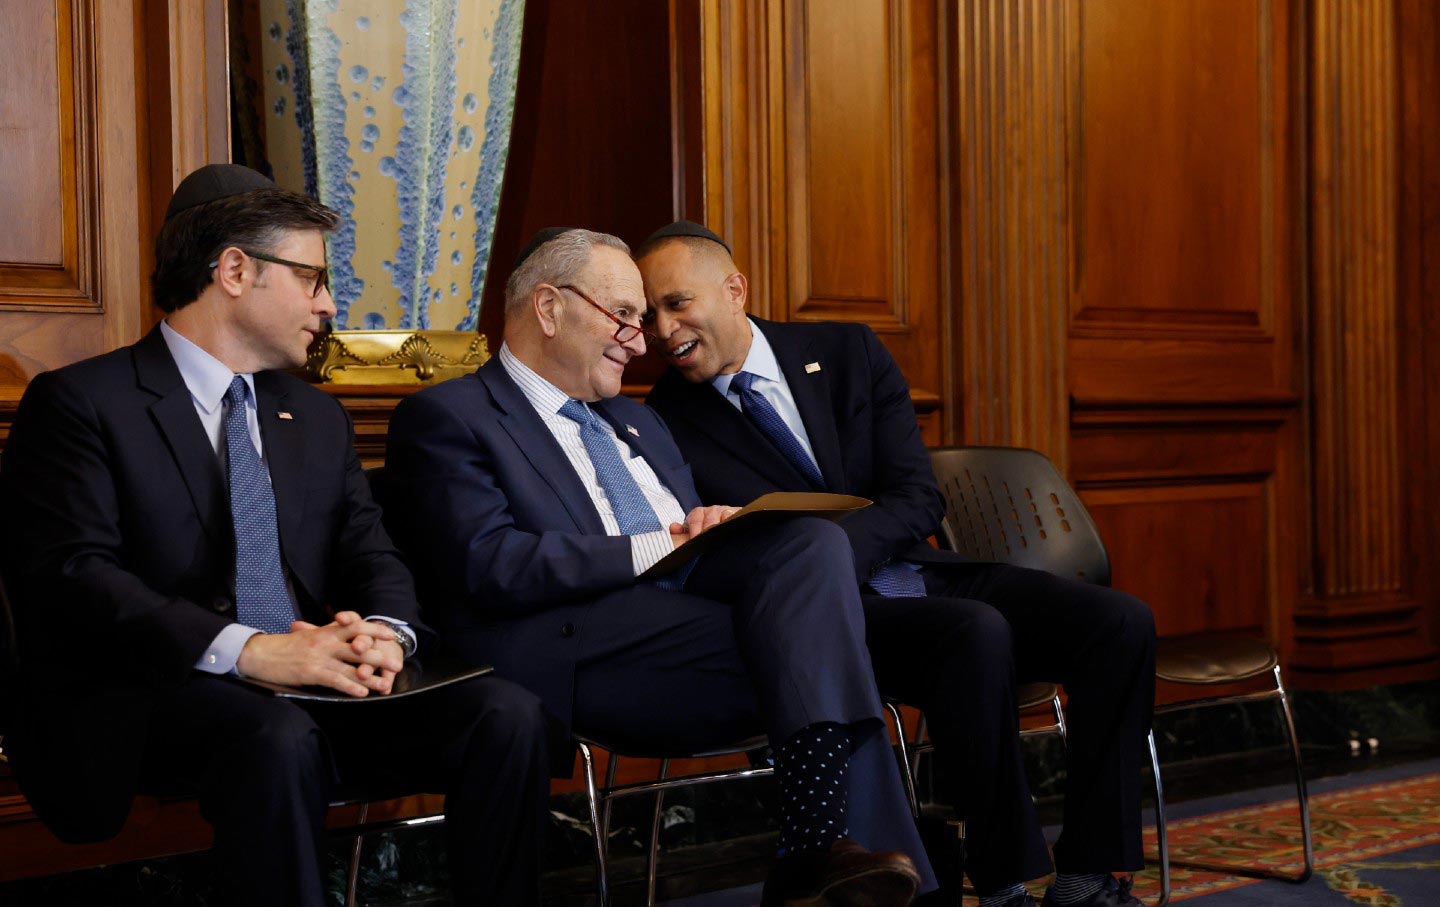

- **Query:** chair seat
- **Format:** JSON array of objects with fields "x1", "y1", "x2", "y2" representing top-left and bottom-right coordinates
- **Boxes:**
[
  {"x1": 1156, "y1": 637, "x2": 1277, "y2": 685},
  {"x1": 1018, "y1": 681, "x2": 1059, "y2": 711}
]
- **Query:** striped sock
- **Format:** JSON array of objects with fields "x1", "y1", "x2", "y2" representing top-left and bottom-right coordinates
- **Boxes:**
[
  {"x1": 978, "y1": 882, "x2": 1028, "y2": 906},
  {"x1": 1047, "y1": 873, "x2": 1107, "y2": 904}
]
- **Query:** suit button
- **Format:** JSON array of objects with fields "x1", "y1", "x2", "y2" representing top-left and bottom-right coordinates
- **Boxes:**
[{"x1": 560, "y1": 623, "x2": 575, "y2": 638}]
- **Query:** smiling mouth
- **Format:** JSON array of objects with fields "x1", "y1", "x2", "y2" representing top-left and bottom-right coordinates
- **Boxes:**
[{"x1": 669, "y1": 339, "x2": 699, "y2": 361}]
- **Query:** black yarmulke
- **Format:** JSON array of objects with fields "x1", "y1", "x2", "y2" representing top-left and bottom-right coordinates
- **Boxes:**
[
  {"x1": 513, "y1": 227, "x2": 578, "y2": 269},
  {"x1": 164, "y1": 164, "x2": 278, "y2": 222},
  {"x1": 640, "y1": 220, "x2": 732, "y2": 255}
]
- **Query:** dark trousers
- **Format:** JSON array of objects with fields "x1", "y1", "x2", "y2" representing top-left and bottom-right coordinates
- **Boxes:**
[
  {"x1": 561, "y1": 517, "x2": 935, "y2": 890},
  {"x1": 867, "y1": 563, "x2": 1155, "y2": 889},
  {"x1": 138, "y1": 673, "x2": 552, "y2": 907}
]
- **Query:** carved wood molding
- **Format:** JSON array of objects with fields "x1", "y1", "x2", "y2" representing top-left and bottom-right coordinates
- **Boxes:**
[
  {"x1": 0, "y1": 0, "x2": 101, "y2": 312},
  {"x1": 1308, "y1": 0, "x2": 1404, "y2": 600},
  {"x1": 951, "y1": 0, "x2": 1069, "y2": 467}
]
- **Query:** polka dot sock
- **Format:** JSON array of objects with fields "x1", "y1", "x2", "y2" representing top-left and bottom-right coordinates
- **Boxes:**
[{"x1": 775, "y1": 722, "x2": 851, "y2": 854}]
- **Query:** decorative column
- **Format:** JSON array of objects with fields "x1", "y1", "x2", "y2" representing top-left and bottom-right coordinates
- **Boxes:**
[
  {"x1": 1300, "y1": 0, "x2": 1436, "y2": 678},
  {"x1": 952, "y1": 0, "x2": 1070, "y2": 467}
]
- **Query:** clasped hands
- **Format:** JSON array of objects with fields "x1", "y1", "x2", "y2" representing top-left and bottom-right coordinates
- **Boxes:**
[
  {"x1": 668, "y1": 504, "x2": 740, "y2": 547},
  {"x1": 236, "y1": 611, "x2": 405, "y2": 698}
]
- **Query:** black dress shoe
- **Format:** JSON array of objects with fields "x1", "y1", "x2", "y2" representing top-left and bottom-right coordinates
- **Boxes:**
[
  {"x1": 761, "y1": 839, "x2": 922, "y2": 907},
  {"x1": 1040, "y1": 875, "x2": 1144, "y2": 907}
]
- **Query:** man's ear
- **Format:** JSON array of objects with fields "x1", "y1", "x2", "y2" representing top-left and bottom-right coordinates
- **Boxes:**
[
  {"x1": 534, "y1": 285, "x2": 562, "y2": 338},
  {"x1": 724, "y1": 270, "x2": 749, "y2": 313},
  {"x1": 214, "y1": 247, "x2": 249, "y2": 298}
]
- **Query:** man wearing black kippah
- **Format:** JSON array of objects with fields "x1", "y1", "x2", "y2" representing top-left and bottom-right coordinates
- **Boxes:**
[
  {"x1": 0, "y1": 164, "x2": 552, "y2": 905},
  {"x1": 385, "y1": 226, "x2": 935, "y2": 906},
  {"x1": 640, "y1": 222, "x2": 1157, "y2": 907}
]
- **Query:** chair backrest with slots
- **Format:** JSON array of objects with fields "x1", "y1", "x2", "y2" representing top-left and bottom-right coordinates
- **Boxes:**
[{"x1": 929, "y1": 446, "x2": 1111, "y2": 587}]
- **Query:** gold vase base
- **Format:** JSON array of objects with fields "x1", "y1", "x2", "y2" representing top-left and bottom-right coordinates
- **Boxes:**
[{"x1": 304, "y1": 329, "x2": 490, "y2": 385}]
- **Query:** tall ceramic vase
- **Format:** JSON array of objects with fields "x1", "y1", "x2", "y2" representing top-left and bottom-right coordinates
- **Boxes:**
[{"x1": 239, "y1": 0, "x2": 524, "y2": 383}]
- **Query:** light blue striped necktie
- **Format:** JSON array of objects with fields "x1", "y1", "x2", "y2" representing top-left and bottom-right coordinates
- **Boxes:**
[{"x1": 224, "y1": 377, "x2": 294, "y2": 634}]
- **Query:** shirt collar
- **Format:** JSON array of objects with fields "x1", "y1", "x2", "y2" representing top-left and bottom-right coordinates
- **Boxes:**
[
  {"x1": 499, "y1": 342, "x2": 575, "y2": 418},
  {"x1": 712, "y1": 317, "x2": 782, "y2": 397},
  {"x1": 159, "y1": 320, "x2": 255, "y2": 413}
]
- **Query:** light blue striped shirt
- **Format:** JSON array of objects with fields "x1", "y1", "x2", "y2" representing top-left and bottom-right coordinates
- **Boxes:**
[{"x1": 499, "y1": 343, "x2": 685, "y2": 575}]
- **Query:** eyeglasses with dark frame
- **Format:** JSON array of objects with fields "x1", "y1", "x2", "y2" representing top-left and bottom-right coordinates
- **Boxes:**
[
  {"x1": 207, "y1": 248, "x2": 330, "y2": 299},
  {"x1": 556, "y1": 284, "x2": 653, "y2": 344}
]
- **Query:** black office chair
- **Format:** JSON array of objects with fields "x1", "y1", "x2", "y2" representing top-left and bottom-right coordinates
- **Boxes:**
[{"x1": 925, "y1": 446, "x2": 1312, "y2": 905}]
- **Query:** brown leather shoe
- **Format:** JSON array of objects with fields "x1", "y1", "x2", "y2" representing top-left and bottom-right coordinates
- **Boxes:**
[{"x1": 761, "y1": 839, "x2": 921, "y2": 907}]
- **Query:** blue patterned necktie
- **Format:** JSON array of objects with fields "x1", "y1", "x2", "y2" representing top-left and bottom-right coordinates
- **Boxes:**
[
  {"x1": 559, "y1": 400, "x2": 664, "y2": 534},
  {"x1": 729, "y1": 372, "x2": 924, "y2": 597},
  {"x1": 729, "y1": 371, "x2": 825, "y2": 489},
  {"x1": 224, "y1": 377, "x2": 294, "y2": 634},
  {"x1": 559, "y1": 400, "x2": 692, "y2": 589}
]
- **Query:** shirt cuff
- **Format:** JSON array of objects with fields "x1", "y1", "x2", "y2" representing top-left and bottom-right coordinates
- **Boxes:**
[
  {"x1": 363, "y1": 615, "x2": 417, "y2": 655},
  {"x1": 631, "y1": 529, "x2": 676, "y2": 576},
  {"x1": 195, "y1": 623, "x2": 263, "y2": 675}
]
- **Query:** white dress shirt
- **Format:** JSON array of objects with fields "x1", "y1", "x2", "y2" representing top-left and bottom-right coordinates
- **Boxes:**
[{"x1": 499, "y1": 343, "x2": 686, "y2": 575}]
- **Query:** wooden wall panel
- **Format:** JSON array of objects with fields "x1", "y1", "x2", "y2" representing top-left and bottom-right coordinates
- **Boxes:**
[
  {"x1": 694, "y1": 0, "x2": 945, "y2": 437},
  {"x1": 0, "y1": 0, "x2": 149, "y2": 442},
  {"x1": 1066, "y1": 0, "x2": 1297, "y2": 407}
]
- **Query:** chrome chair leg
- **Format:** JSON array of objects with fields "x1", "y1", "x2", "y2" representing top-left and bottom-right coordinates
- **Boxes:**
[
  {"x1": 578, "y1": 742, "x2": 610, "y2": 907},
  {"x1": 1276, "y1": 666, "x2": 1314, "y2": 882},
  {"x1": 1147, "y1": 729, "x2": 1170, "y2": 907},
  {"x1": 345, "y1": 801, "x2": 368, "y2": 907},
  {"x1": 645, "y1": 757, "x2": 671, "y2": 906},
  {"x1": 885, "y1": 700, "x2": 921, "y2": 818},
  {"x1": 602, "y1": 751, "x2": 620, "y2": 840}
]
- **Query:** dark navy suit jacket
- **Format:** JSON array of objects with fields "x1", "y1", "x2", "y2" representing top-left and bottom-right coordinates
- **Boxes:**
[
  {"x1": 0, "y1": 327, "x2": 423, "y2": 843},
  {"x1": 384, "y1": 356, "x2": 703, "y2": 733},
  {"x1": 647, "y1": 317, "x2": 972, "y2": 583}
]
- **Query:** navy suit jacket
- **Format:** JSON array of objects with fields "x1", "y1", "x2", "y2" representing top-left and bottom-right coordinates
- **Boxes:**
[
  {"x1": 0, "y1": 327, "x2": 424, "y2": 843},
  {"x1": 384, "y1": 356, "x2": 702, "y2": 732},
  {"x1": 648, "y1": 318, "x2": 972, "y2": 584}
]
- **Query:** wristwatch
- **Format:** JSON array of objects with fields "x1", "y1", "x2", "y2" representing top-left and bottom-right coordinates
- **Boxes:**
[{"x1": 367, "y1": 617, "x2": 418, "y2": 659}]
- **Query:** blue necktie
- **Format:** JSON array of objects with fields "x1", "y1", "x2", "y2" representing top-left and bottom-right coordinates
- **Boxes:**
[
  {"x1": 224, "y1": 377, "x2": 294, "y2": 634},
  {"x1": 559, "y1": 400, "x2": 663, "y2": 534},
  {"x1": 729, "y1": 371, "x2": 824, "y2": 489},
  {"x1": 559, "y1": 400, "x2": 692, "y2": 589},
  {"x1": 729, "y1": 372, "x2": 924, "y2": 597}
]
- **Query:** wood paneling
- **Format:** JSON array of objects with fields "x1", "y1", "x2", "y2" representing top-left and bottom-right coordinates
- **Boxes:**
[
  {"x1": 0, "y1": 0, "x2": 152, "y2": 441},
  {"x1": 951, "y1": 0, "x2": 1069, "y2": 464},
  {"x1": 1293, "y1": 0, "x2": 1437, "y2": 684},
  {"x1": 695, "y1": 0, "x2": 945, "y2": 427}
]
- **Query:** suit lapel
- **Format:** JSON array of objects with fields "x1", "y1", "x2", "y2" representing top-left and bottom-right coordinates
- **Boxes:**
[
  {"x1": 253, "y1": 373, "x2": 308, "y2": 562},
  {"x1": 479, "y1": 361, "x2": 607, "y2": 534},
  {"x1": 136, "y1": 330, "x2": 227, "y2": 541},
  {"x1": 660, "y1": 375, "x2": 805, "y2": 491},
  {"x1": 758, "y1": 320, "x2": 845, "y2": 492},
  {"x1": 593, "y1": 399, "x2": 699, "y2": 511}
]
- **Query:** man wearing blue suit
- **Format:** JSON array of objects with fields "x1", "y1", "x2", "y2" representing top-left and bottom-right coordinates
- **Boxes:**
[
  {"x1": 638, "y1": 222, "x2": 1156, "y2": 907},
  {"x1": 384, "y1": 227, "x2": 932, "y2": 906},
  {"x1": 0, "y1": 165, "x2": 552, "y2": 906}
]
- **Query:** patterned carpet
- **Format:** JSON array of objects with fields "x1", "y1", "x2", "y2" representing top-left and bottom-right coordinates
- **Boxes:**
[{"x1": 1127, "y1": 761, "x2": 1439, "y2": 905}]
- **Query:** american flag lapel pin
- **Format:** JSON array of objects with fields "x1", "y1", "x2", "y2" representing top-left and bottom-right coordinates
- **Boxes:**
[
  {"x1": 626, "y1": 424, "x2": 640, "y2": 437},
  {"x1": 805, "y1": 362, "x2": 822, "y2": 374},
  {"x1": 277, "y1": 411, "x2": 294, "y2": 420}
]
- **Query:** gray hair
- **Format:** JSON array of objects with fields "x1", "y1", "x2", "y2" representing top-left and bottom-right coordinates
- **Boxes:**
[{"x1": 504, "y1": 229, "x2": 631, "y2": 317}]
